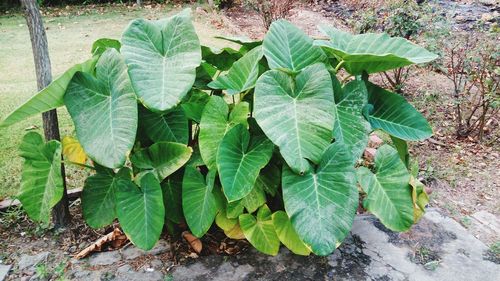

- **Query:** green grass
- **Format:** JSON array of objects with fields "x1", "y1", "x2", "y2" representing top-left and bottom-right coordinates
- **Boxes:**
[{"x1": 0, "y1": 4, "x2": 236, "y2": 199}]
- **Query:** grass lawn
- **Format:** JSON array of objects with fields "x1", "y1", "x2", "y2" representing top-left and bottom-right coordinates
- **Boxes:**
[{"x1": 0, "y1": 4, "x2": 236, "y2": 199}]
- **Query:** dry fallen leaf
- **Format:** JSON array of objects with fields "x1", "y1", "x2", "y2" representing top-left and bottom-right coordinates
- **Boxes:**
[
  {"x1": 74, "y1": 228, "x2": 127, "y2": 259},
  {"x1": 182, "y1": 231, "x2": 202, "y2": 254}
]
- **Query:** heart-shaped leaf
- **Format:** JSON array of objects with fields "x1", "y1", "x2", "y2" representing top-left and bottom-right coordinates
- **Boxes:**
[
  {"x1": 201, "y1": 45, "x2": 242, "y2": 71},
  {"x1": 64, "y1": 48, "x2": 137, "y2": 169},
  {"x1": 357, "y1": 144, "x2": 413, "y2": 231},
  {"x1": 139, "y1": 106, "x2": 188, "y2": 144},
  {"x1": 82, "y1": 168, "x2": 131, "y2": 228},
  {"x1": 18, "y1": 132, "x2": 63, "y2": 224},
  {"x1": 217, "y1": 124, "x2": 274, "y2": 202},
  {"x1": 199, "y1": 96, "x2": 249, "y2": 170},
  {"x1": 365, "y1": 82, "x2": 432, "y2": 141},
  {"x1": 272, "y1": 211, "x2": 311, "y2": 256},
  {"x1": 254, "y1": 63, "x2": 334, "y2": 174},
  {"x1": 263, "y1": 20, "x2": 326, "y2": 72},
  {"x1": 91, "y1": 38, "x2": 121, "y2": 56},
  {"x1": 315, "y1": 26, "x2": 438, "y2": 74},
  {"x1": 208, "y1": 46, "x2": 263, "y2": 95},
  {"x1": 332, "y1": 78, "x2": 371, "y2": 162},
  {"x1": 161, "y1": 170, "x2": 184, "y2": 224},
  {"x1": 131, "y1": 142, "x2": 192, "y2": 181},
  {"x1": 239, "y1": 205, "x2": 280, "y2": 256},
  {"x1": 180, "y1": 89, "x2": 210, "y2": 123},
  {"x1": 121, "y1": 9, "x2": 201, "y2": 111},
  {"x1": 182, "y1": 167, "x2": 219, "y2": 237},
  {"x1": 116, "y1": 172, "x2": 165, "y2": 250},
  {"x1": 241, "y1": 182, "x2": 267, "y2": 214},
  {"x1": 1, "y1": 57, "x2": 97, "y2": 128},
  {"x1": 282, "y1": 142, "x2": 358, "y2": 256}
]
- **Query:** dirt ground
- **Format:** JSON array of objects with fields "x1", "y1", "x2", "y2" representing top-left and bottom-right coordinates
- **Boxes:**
[{"x1": 0, "y1": 1, "x2": 498, "y2": 279}]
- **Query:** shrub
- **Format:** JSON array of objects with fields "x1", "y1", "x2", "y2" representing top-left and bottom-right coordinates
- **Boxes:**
[
  {"x1": 1, "y1": 9, "x2": 436, "y2": 256},
  {"x1": 243, "y1": 0, "x2": 295, "y2": 30},
  {"x1": 440, "y1": 32, "x2": 499, "y2": 141}
]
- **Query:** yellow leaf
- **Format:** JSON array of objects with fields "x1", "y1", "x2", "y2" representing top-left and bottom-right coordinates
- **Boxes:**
[
  {"x1": 62, "y1": 136, "x2": 87, "y2": 165},
  {"x1": 410, "y1": 176, "x2": 429, "y2": 223},
  {"x1": 224, "y1": 223, "x2": 245, "y2": 240}
]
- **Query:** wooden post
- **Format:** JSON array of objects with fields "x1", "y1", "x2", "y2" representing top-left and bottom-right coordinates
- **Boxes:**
[{"x1": 20, "y1": 0, "x2": 71, "y2": 227}]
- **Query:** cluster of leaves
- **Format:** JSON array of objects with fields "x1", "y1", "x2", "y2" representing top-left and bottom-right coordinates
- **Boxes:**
[{"x1": 0, "y1": 9, "x2": 437, "y2": 256}]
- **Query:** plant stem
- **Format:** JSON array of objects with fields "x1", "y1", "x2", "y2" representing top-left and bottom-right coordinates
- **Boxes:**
[{"x1": 334, "y1": 60, "x2": 345, "y2": 73}]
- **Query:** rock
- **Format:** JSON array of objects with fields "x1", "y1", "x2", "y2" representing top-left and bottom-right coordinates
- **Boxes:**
[
  {"x1": 479, "y1": 0, "x2": 498, "y2": 6},
  {"x1": 0, "y1": 264, "x2": 12, "y2": 281},
  {"x1": 121, "y1": 247, "x2": 144, "y2": 260},
  {"x1": 88, "y1": 251, "x2": 121, "y2": 266},
  {"x1": 368, "y1": 134, "x2": 383, "y2": 148},
  {"x1": 18, "y1": 252, "x2": 50, "y2": 271},
  {"x1": 122, "y1": 240, "x2": 169, "y2": 260},
  {"x1": 481, "y1": 13, "x2": 494, "y2": 22},
  {"x1": 115, "y1": 269, "x2": 163, "y2": 281},
  {"x1": 363, "y1": 147, "x2": 377, "y2": 162},
  {"x1": 147, "y1": 240, "x2": 170, "y2": 256},
  {"x1": 150, "y1": 259, "x2": 163, "y2": 270}
]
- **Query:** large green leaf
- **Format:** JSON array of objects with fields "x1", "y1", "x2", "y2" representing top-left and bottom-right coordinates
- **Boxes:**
[
  {"x1": 121, "y1": 9, "x2": 201, "y2": 111},
  {"x1": 255, "y1": 161, "x2": 281, "y2": 197},
  {"x1": 201, "y1": 45, "x2": 242, "y2": 71},
  {"x1": 139, "y1": 105, "x2": 188, "y2": 144},
  {"x1": 182, "y1": 167, "x2": 219, "y2": 237},
  {"x1": 64, "y1": 49, "x2": 137, "y2": 169},
  {"x1": 263, "y1": 20, "x2": 326, "y2": 72},
  {"x1": 161, "y1": 170, "x2": 184, "y2": 224},
  {"x1": 239, "y1": 205, "x2": 280, "y2": 256},
  {"x1": 365, "y1": 82, "x2": 432, "y2": 141},
  {"x1": 315, "y1": 26, "x2": 438, "y2": 74},
  {"x1": 131, "y1": 142, "x2": 192, "y2": 181},
  {"x1": 18, "y1": 132, "x2": 63, "y2": 224},
  {"x1": 241, "y1": 182, "x2": 267, "y2": 214},
  {"x1": 214, "y1": 35, "x2": 262, "y2": 50},
  {"x1": 217, "y1": 124, "x2": 274, "y2": 202},
  {"x1": 82, "y1": 168, "x2": 131, "y2": 228},
  {"x1": 332, "y1": 78, "x2": 371, "y2": 162},
  {"x1": 0, "y1": 57, "x2": 97, "y2": 128},
  {"x1": 91, "y1": 38, "x2": 121, "y2": 56},
  {"x1": 356, "y1": 144, "x2": 413, "y2": 231},
  {"x1": 116, "y1": 172, "x2": 165, "y2": 250},
  {"x1": 254, "y1": 63, "x2": 334, "y2": 174},
  {"x1": 199, "y1": 96, "x2": 249, "y2": 170},
  {"x1": 282, "y1": 142, "x2": 358, "y2": 256},
  {"x1": 180, "y1": 89, "x2": 210, "y2": 123},
  {"x1": 208, "y1": 46, "x2": 263, "y2": 95},
  {"x1": 272, "y1": 211, "x2": 311, "y2": 256}
]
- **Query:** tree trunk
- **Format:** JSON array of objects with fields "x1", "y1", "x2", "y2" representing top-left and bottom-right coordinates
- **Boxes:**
[
  {"x1": 137, "y1": 0, "x2": 142, "y2": 7},
  {"x1": 20, "y1": 0, "x2": 71, "y2": 228}
]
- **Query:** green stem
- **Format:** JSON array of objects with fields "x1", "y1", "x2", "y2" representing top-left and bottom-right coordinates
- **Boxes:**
[{"x1": 334, "y1": 60, "x2": 345, "y2": 73}]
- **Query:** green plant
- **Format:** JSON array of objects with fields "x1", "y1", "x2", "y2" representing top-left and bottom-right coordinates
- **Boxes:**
[{"x1": 0, "y1": 9, "x2": 436, "y2": 256}]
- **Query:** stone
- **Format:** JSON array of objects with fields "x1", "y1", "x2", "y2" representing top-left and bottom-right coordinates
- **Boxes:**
[
  {"x1": 147, "y1": 240, "x2": 170, "y2": 256},
  {"x1": 481, "y1": 13, "x2": 494, "y2": 22},
  {"x1": 121, "y1": 247, "x2": 144, "y2": 260},
  {"x1": 0, "y1": 264, "x2": 12, "y2": 281},
  {"x1": 18, "y1": 252, "x2": 50, "y2": 271},
  {"x1": 363, "y1": 147, "x2": 377, "y2": 162},
  {"x1": 88, "y1": 251, "x2": 121, "y2": 266},
  {"x1": 169, "y1": 209, "x2": 500, "y2": 280},
  {"x1": 479, "y1": 0, "x2": 498, "y2": 6},
  {"x1": 368, "y1": 134, "x2": 384, "y2": 148},
  {"x1": 115, "y1": 269, "x2": 163, "y2": 281},
  {"x1": 469, "y1": 211, "x2": 500, "y2": 243}
]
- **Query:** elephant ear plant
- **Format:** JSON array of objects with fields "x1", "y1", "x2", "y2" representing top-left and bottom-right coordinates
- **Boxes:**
[{"x1": 1, "y1": 9, "x2": 437, "y2": 255}]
